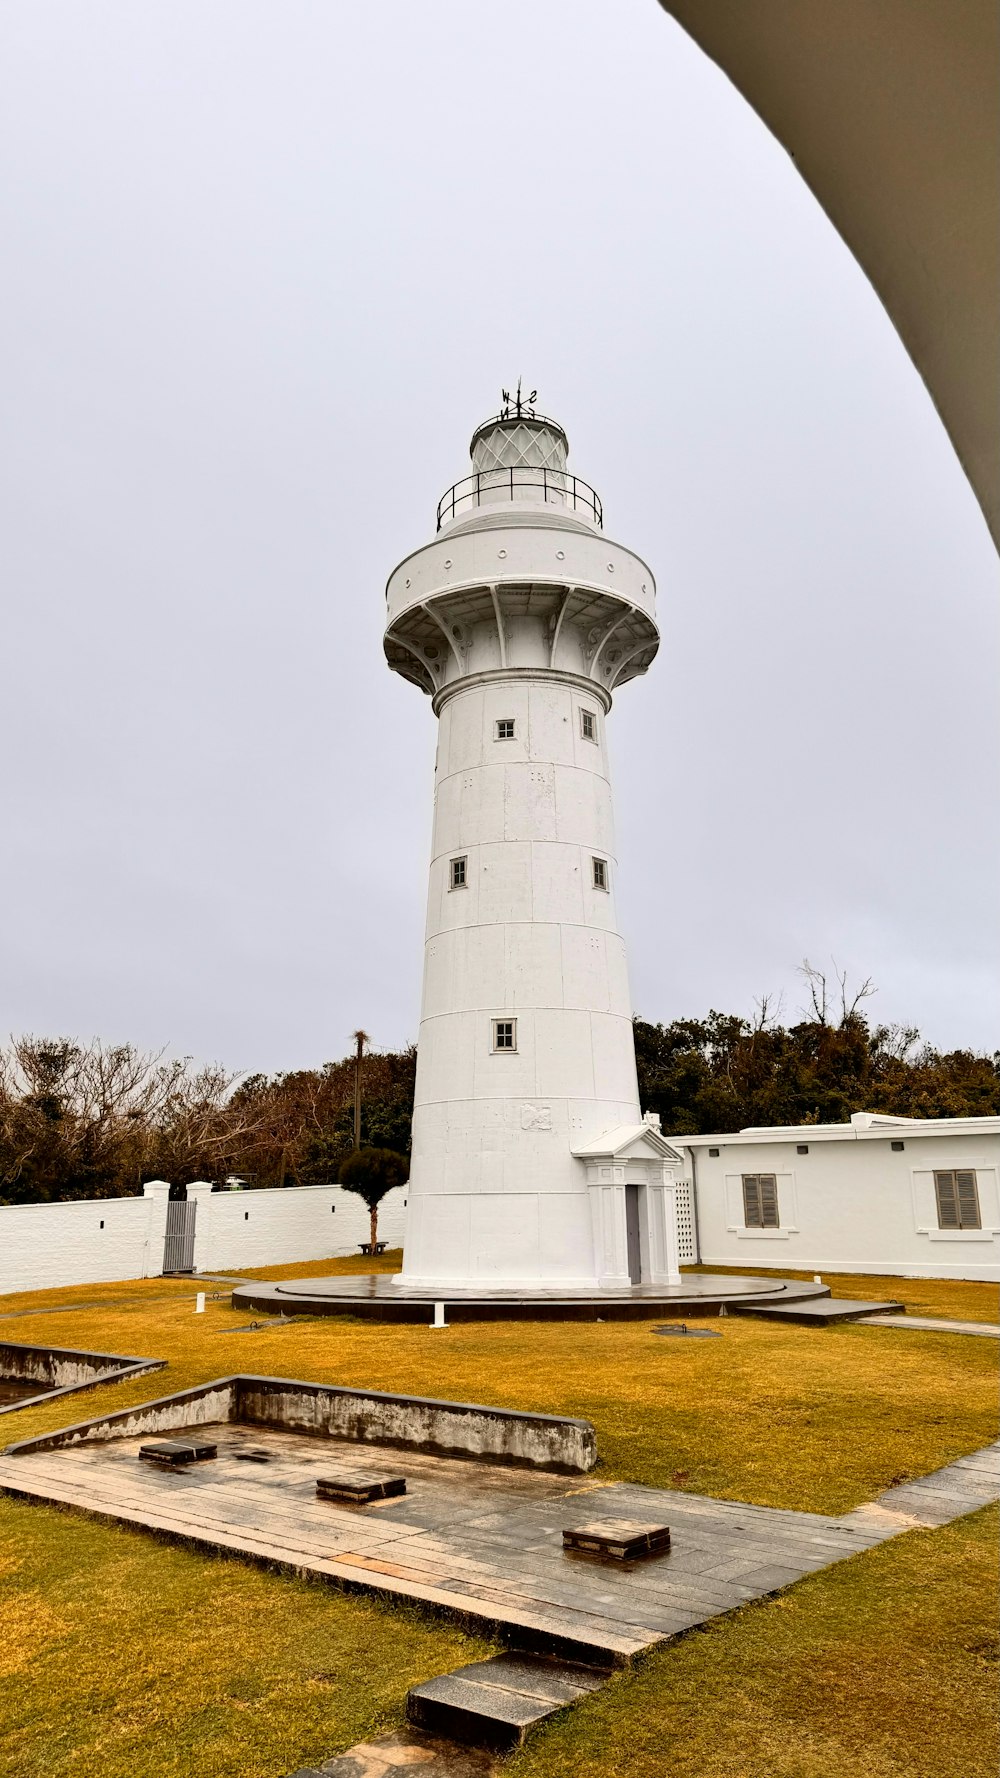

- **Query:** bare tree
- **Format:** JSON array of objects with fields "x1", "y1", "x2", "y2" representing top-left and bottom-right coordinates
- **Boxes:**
[{"x1": 798, "y1": 959, "x2": 876, "y2": 1027}]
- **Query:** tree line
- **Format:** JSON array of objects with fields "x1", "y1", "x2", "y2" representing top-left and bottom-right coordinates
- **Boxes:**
[
  {"x1": 0, "y1": 1037, "x2": 415, "y2": 1205},
  {"x1": 1, "y1": 994, "x2": 996, "y2": 1204}
]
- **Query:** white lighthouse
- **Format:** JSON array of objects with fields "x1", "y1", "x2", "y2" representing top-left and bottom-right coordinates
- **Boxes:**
[{"x1": 384, "y1": 391, "x2": 681, "y2": 1294}]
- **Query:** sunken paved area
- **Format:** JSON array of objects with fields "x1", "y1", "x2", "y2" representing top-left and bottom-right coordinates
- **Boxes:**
[{"x1": 4, "y1": 1425, "x2": 996, "y2": 1667}]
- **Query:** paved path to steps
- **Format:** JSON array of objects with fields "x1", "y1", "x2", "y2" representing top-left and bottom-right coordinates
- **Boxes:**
[
  {"x1": 858, "y1": 1313, "x2": 1000, "y2": 1338},
  {"x1": 289, "y1": 1440, "x2": 1000, "y2": 1774},
  {"x1": 844, "y1": 1440, "x2": 1000, "y2": 1531}
]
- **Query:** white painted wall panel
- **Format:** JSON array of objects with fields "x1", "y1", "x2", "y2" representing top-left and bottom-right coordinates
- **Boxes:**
[
  {"x1": 561, "y1": 927, "x2": 612, "y2": 1013},
  {"x1": 506, "y1": 924, "x2": 564, "y2": 1010},
  {"x1": 528, "y1": 684, "x2": 576, "y2": 766},
  {"x1": 590, "y1": 1012, "x2": 642, "y2": 1104},
  {"x1": 458, "y1": 765, "x2": 505, "y2": 848},
  {"x1": 534, "y1": 1010, "x2": 596, "y2": 1099},
  {"x1": 530, "y1": 842, "x2": 586, "y2": 925},
  {"x1": 0, "y1": 1194, "x2": 169, "y2": 1295},
  {"x1": 478, "y1": 840, "x2": 532, "y2": 923},
  {"x1": 504, "y1": 763, "x2": 556, "y2": 842},
  {"x1": 554, "y1": 768, "x2": 614, "y2": 850},
  {"x1": 604, "y1": 933, "x2": 634, "y2": 1018},
  {"x1": 190, "y1": 1184, "x2": 407, "y2": 1272},
  {"x1": 445, "y1": 686, "x2": 485, "y2": 773}
]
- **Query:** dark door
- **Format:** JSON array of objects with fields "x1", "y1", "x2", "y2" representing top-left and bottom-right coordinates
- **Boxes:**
[{"x1": 625, "y1": 1184, "x2": 642, "y2": 1284}]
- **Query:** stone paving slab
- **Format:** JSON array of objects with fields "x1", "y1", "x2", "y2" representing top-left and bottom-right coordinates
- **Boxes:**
[
  {"x1": 843, "y1": 1441, "x2": 1000, "y2": 1532},
  {"x1": 286, "y1": 1727, "x2": 491, "y2": 1775},
  {"x1": 234, "y1": 1272, "x2": 829, "y2": 1324},
  {"x1": 4, "y1": 1402, "x2": 999, "y2": 1774}
]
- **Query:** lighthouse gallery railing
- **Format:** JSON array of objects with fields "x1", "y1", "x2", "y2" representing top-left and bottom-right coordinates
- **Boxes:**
[{"x1": 436, "y1": 466, "x2": 603, "y2": 531}]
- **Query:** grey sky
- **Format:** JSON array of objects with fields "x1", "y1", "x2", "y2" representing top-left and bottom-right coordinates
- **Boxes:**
[{"x1": 1, "y1": 0, "x2": 996, "y2": 1077}]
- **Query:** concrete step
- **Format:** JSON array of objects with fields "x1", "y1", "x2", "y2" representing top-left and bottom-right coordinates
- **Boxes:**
[
  {"x1": 406, "y1": 1653, "x2": 608, "y2": 1752},
  {"x1": 730, "y1": 1297, "x2": 906, "y2": 1326}
]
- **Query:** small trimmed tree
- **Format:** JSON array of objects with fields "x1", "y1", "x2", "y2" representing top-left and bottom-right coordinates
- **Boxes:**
[{"x1": 338, "y1": 1145, "x2": 408, "y2": 1249}]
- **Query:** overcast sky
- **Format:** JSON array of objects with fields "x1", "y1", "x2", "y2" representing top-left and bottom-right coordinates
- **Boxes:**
[{"x1": 1, "y1": 1, "x2": 997, "y2": 1078}]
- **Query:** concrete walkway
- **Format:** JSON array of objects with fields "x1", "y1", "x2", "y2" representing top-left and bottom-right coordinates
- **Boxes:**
[
  {"x1": 284, "y1": 1438, "x2": 1000, "y2": 1774},
  {"x1": 859, "y1": 1313, "x2": 1000, "y2": 1338}
]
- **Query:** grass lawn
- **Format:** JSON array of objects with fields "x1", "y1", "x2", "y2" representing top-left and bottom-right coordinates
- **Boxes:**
[{"x1": 0, "y1": 1256, "x2": 996, "y2": 1776}]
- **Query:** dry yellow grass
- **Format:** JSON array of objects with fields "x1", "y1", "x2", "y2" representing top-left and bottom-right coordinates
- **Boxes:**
[
  {"x1": 0, "y1": 1255, "x2": 995, "y2": 1777},
  {"x1": 0, "y1": 1493, "x2": 493, "y2": 1778}
]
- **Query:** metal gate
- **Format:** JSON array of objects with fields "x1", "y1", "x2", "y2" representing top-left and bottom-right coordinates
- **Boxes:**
[{"x1": 162, "y1": 1199, "x2": 197, "y2": 1273}]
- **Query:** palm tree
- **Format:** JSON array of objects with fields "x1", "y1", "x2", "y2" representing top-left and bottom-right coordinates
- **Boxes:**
[{"x1": 351, "y1": 1029, "x2": 369, "y2": 1150}]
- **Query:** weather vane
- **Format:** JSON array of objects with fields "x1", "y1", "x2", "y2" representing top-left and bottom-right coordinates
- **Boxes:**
[{"x1": 500, "y1": 378, "x2": 537, "y2": 421}]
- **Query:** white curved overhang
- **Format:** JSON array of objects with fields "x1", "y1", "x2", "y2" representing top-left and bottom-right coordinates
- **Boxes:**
[{"x1": 658, "y1": 0, "x2": 999, "y2": 547}]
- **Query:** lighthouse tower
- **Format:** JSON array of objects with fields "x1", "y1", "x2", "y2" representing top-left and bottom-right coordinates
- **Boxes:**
[{"x1": 384, "y1": 392, "x2": 681, "y2": 1293}]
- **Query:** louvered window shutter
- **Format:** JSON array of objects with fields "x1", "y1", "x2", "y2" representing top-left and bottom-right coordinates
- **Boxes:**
[
  {"x1": 935, "y1": 1172, "x2": 960, "y2": 1229},
  {"x1": 743, "y1": 1176, "x2": 762, "y2": 1227},
  {"x1": 956, "y1": 1171, "x2": 981, "y2": 1230},
  {"x1": 759, "y1": 1174, "x2": 779, "y2": 1227}
]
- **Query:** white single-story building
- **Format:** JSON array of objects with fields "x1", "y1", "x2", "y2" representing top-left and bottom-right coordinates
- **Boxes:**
[{"x1": 669, "y1": 1112, "x2": 1000, "y2": 1282}]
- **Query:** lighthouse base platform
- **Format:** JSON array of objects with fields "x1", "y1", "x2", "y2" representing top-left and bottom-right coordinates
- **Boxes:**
[{"x1": 230, "y1": 1272, "x2": 830, "y2": 1324}]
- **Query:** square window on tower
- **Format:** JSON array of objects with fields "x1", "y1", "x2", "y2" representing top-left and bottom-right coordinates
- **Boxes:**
[
  {"x1": 495, "y1": 718, "x2": 515, "y2": 740},
  {"x1": 580, "y1": 709, "x2": 597, "y2": 742},
  {"x1": 450, "y1": 856, "x2": 467, "y2": 890},
  {"x1": 592, "y1": 857, "x2": 608, "y2": 891},
  {"x1": 492, "y1": 1018, "x2": 517, "y2": 1051}
]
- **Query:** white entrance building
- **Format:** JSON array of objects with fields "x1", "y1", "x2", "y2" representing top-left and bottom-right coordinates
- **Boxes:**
[
  {"x1": 384, "y1": 395, "x2": 680, "y2": 1291},
  {"x1": 670, "y1": 1112, "x2": 1000, "y2": 1282}
]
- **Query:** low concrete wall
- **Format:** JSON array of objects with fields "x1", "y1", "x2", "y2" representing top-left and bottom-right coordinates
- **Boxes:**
[
  {"x1": 5, "y1": 1374, "x2": 597, "y2": 1473},
  {"x1": 0, "y1": 1341, "x2": 166, "y2": 1416},
  {"x1": 4, "y1": 1379, "x2": 238, "y2": 1455},
  {"x1": 236, "y1": 1376, "x2": 597, "y2": 1473}
]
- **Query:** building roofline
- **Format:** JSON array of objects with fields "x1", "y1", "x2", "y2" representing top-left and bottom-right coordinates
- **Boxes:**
[{"x1": 670, "y1": 1113, "x2": 1000, "y2": 1146}]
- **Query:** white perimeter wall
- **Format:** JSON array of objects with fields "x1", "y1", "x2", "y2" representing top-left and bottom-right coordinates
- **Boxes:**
[
  {"x1": 679, "y1": 1132, "x2": 1000, "y2": 1281},
  {"x1": 190, "y1": 1184, "x2": 407, "y2": 1272},
  {"x1": 0, "y1": 1193, "x2": 170, "y2": 1295},
  {"x1": 0, "y1": 1184, "x2": 408, "y2": 1297}
]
